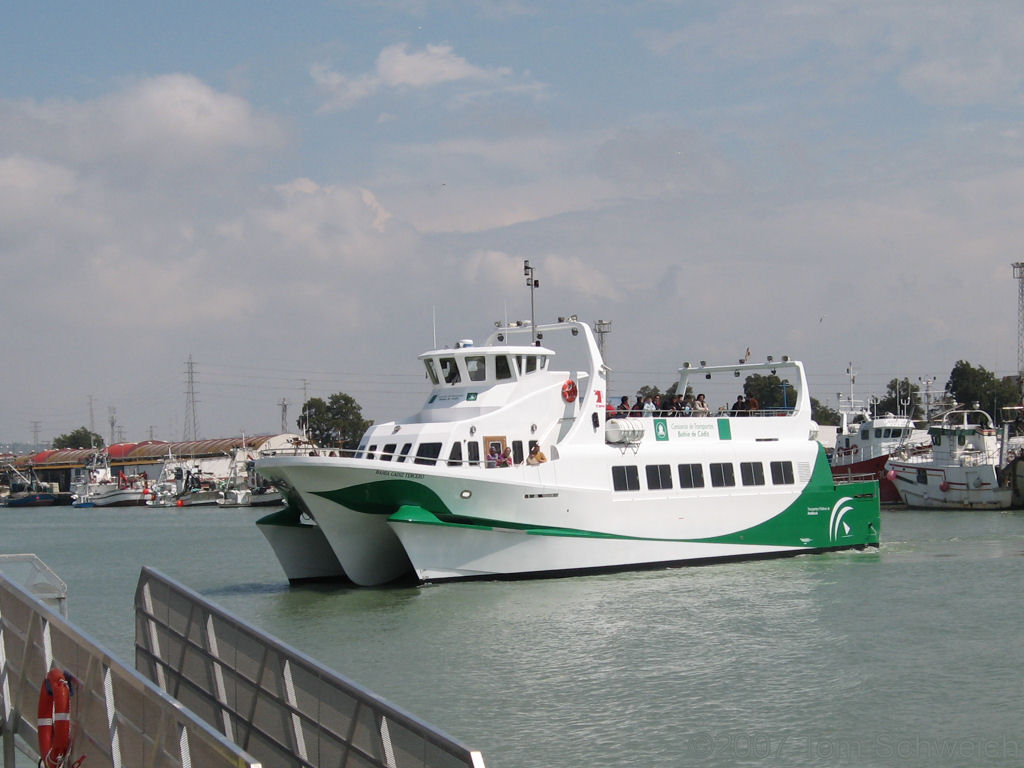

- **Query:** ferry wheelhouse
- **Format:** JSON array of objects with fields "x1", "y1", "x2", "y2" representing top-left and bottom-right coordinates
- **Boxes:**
[{"x1": 257, "y1": 318, "x2": 881, "y2": 585}]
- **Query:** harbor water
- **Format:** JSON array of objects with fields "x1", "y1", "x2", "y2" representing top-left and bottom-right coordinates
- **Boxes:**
[{"x1": 3, "y1": 506, "x2": 1022, "y2": 767}]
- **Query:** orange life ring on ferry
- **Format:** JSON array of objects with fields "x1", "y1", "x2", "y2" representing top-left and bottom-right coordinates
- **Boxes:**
[
  {"x1": 562, "y1": 379, "x2": 578, "y2": 403},
  {"x1": 940, "y1": 481, "x2": 950, "y2": 492},
  {"x1": 851, "y1": 445, "x2": 859, "y2": 455},
  {"x1": 37, "y1": 668, "x2": 71, "y2": 768}
]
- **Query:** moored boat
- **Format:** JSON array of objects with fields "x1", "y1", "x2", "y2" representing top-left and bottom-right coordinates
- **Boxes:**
[
  {"x1": 258, "y1": 308, "x2": 880, "y2": 585},
  {"x1": 831, "y1": 411, "x2": 930, "y2": 504},
  {"x1": 884, "y1": 407, "x2": 1011, "y2": 509}
]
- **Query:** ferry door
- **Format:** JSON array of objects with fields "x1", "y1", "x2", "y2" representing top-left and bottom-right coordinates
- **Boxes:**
[{"x1": 484, "y1": 436, "x2": 507, "y2": 468}]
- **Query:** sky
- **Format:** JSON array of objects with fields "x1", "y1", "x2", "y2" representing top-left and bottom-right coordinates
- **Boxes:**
[{"x1": 3, "y1": 0, "x2": 1024, "y2": 447}]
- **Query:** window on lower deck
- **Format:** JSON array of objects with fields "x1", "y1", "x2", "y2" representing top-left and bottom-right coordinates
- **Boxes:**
[
  {"x1": 467, "y1": 441, "x2": 481, "y2": 466},
  {"x1": 512, "y1": 440, "x2": 524, "y2": 465},
  {"x1": 710, "y1": 463, "x2": 735, "y2": 487},
  {"x1": 396, "y1": 443, "x2": 412, "y2": 463},
  {"x1": 770, "y1": 461, "x2": 794, "y2": 484},
  {"x1": 678, "y1": 463, "x2": 705, "y2": 488},
  {"x1": 740, "y1": 461, "x2": 765, "y2": 486},
  {"x1": 917, "y1": 468, "x2": 928, "y2": 484},
  {"x1": 612, "y1": 465, "x2": 640, "y2": 491},
  {"x1": 414, "y1": 442, "x2": 443, "y2": 466},
  {"x1": 381, "y1": 443, "x2": 397, "y2": 461},
  {"x1": 645, "y1": 464, "x2": 672, "y2": 490},
  {"x1": 447, "y1": 442, "x2": 463, "y2": 466}
]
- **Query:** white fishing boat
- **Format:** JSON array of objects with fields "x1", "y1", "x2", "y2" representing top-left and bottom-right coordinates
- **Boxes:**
[
  {"x1": 884, "y1": 407, "x2": 1011, "y2": 509},
  {"x1": 217, "y1": 447, "x2": 283, "y2": 507},
  {"x1": 258, "y1": 307, "x2": 880, "y2": 585},
  {"x1": 71, "y1": 454, "x2": 153, "y2": 507},
  {"x1": 147, "y1": 454, "x2": 221, "y2": 507},
  {"x1": 831, "y1": 410, "x2": 930, "y2": 504}
]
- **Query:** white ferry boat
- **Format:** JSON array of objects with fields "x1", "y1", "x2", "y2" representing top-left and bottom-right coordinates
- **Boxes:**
[
  {"x1": 257, "y1": 316, "x2": 880, "y2": 585},
  {"x1": 884, "y1": 407, "x2": 1011, "y2": 509}
]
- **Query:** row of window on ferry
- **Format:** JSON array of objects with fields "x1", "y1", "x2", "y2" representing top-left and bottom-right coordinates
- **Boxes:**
[
  {"x1": 611, "y1": 460, "x2": 797, "y2": 492},
  {"x1": 358, "y1": 439, "x2": 534, "y2": 466},
  {"x1": 425, "y1": 354, "x2": 549, "y2": 385}
]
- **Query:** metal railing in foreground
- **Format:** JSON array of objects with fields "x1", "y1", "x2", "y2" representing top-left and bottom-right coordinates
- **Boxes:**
[
  {"x1": 135, "y1": 567, "x2": 486, "y2": 768},
  {"x1": 0, "y1": 554, "x2": 67, "y2": 618},
  {"x1": 0, "y1": 566, "x2": 260, "y2": 768}
]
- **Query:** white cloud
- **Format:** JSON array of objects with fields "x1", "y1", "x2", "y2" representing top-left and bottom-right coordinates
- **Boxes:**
[{"x1": 313, "y1": 43, "x2": 520, "y2": 111}]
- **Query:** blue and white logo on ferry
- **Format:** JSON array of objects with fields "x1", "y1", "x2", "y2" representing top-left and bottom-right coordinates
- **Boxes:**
[{"x1": 829, "y1": 496, "x2": 854, "y2": 540}]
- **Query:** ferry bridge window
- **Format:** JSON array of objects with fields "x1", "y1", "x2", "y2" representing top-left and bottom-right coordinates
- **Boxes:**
[
  {"x1": 424, "y1": 359, "x2": 440, "y2": 385},
  {"x1": 356, "y1": 443, "x2": 367, "y2": 459},
  {"x1": 467, "y1": 356, "x2": 487, "y2": 382},
  {"x1": 526, "y1": 356, "x2": 538, "y2": 373},
  {"x1": 414, "y1": 442, "x2": 443, "y2": 466},
  {"x1": 740, "y1": 462, "x2": 765, "y2": 486},
  {"x1": 875, "y1": 429, "x2": 882, "y2": 438},
  {"x1": 467, "y1": 441, "x2": 481, "y2": 466},
  {"x1": 710, "y1": 462, "x2": 736, "y2": 487},
  {"x1": 677, "y1": 463, "x2": 705, "y2": 488},
  {"x1": 770, "y1": 461, "x2": 794, "y2": 484},
  {"x1": 381, "y1": 443, "x2": 397, "y2": 462},
  {"x1": 496, "y1": 356, "x2": 513, "y2": 380},
  {"x1": 397, "y1": 443, "x2": 412, "y2": 463},
  {"x1": 612, "y1": 465, "x2": 640, "y2": 491},
  {"x1": 860, "y1": 430, "x2": 868, "y2": 440},
  {"x1": 646, "y1": 464, "x2": 673, "y2": 490},
  {"x1": 440, "y1": 357, "x2": 461, "y2": 384},
  {"x1": 447, "y1": 442, "x2": 464, "y2": 466}
]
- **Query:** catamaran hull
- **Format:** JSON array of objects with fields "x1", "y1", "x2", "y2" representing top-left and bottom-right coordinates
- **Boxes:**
[
  {"x1": 256, "y1": 458, "x2": 413, "y2": 586},
  {"x1": 388, "y1": 520, "x2": 813, "y2": 581},
  {"x1": 255, "y1": 506, "x2": 347, "y2": 583}
]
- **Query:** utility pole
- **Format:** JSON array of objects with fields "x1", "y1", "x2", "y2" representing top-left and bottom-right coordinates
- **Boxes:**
[
  {"x1": 279, "y1": 398, "x2": 289, "y2": 433},
  {"x1": 1013, "y1": 262, "x2": 1024, "y2": 399},
  {"x1": 108, "y1": 407, "x2": 117, "y2": 445}
]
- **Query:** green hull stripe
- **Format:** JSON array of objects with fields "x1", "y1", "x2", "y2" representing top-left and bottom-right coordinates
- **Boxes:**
[{"x1": 318, "y1": 449, "x2": 881, "y2": 549}]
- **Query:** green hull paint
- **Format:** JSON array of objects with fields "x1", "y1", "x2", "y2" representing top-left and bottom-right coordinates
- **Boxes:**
[{"x1": 320, "y1": 448, "x2": 881, "y2": 551}]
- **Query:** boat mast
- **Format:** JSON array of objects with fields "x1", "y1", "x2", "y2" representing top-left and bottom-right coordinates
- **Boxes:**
[{"x1": 524, "y1": 260, "x2": 539, "y2": 345}]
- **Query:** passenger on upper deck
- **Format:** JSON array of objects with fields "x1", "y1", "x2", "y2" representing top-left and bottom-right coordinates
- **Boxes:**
[
  {"x1": 693, "y1": 393, "x2": 710, "y2": 416},
  {"x1": 746, "y1": 395, "x2": 760, "y2": 415},
  {"x1": 617, "y1": 395, "x2": 631, "y2": 417},
  {"x1": 642, "y1": 396, "x2": 656, "y2": 416},
  {"x1": 527, "y1": 443, "x2": 547, "y2": 465},
  {"x1": 732, "y1": 395, "x2": 747, "y2": 416}
]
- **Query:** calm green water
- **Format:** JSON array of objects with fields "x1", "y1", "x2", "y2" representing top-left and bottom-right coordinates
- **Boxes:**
[{"x1": 3, "y1": 506, "x2": 1023, "y2": 767}]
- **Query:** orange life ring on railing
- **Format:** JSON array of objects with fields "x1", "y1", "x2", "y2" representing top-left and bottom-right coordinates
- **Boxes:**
[
  {"x1": 940, "y1": 481, "x2": 950, "y2": 492},
  {"x1": 851, "y1": 445, "x2": 859, "y2": 455},
  {"x1": 37, "y1": 668, "x2": 71, "y2": 768},
  {"x1": 562, "y1": 379, "x2": 578, "y2": 403}
]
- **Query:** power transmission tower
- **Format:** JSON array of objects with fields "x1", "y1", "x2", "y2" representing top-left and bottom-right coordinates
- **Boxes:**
[
  {"x1": 30, "y1": 421, "x2": 41, "y2": 449},
  {"x1": 183, "y1": 355, "x2": 199, "y2": 441}
]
